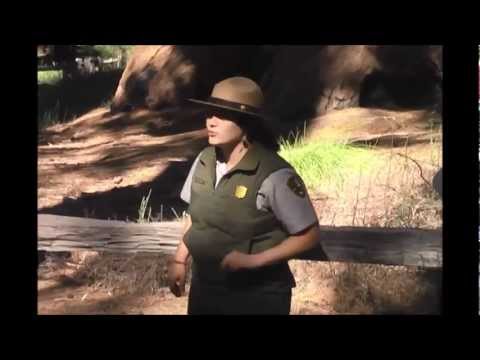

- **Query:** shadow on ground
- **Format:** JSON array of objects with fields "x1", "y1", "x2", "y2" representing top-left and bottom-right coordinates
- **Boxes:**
[{"x1": 38, "y1": 159, "x2": 193, "y2": 222}]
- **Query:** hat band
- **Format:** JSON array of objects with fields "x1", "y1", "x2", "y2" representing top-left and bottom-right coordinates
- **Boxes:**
[{"x1": 207, "y1": 96, "x2": 261, "y2": 115}]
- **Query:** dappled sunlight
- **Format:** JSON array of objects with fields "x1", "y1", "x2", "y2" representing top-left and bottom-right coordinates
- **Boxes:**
[
  {"x1": 306, "y1": 107, "x2": 441, "y2": 146},
  {"x1": 38, "y1": 105, "x2": 209, "y2": 210}
]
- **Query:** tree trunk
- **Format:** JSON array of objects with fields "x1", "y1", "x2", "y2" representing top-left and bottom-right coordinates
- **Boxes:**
[{"x1": 316, "y1": 83, "x2": 361, "y2": 114}]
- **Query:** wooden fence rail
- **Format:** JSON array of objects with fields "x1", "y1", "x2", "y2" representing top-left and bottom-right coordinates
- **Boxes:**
[{"x1": 38, "y1": 214, "x2": 442, "y2": 268}]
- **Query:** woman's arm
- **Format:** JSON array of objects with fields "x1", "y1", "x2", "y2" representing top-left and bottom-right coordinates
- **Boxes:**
[
  {"x1": 172, "y1": 214, "x2": 192, "y2": 263},
  {"x1": 221, "y1": 169, "x2": 320, "y2": 271},
  {"x1": 253, "y1": 222, "x2": 319, "y2": 267},
  {"x1": 221, "y1": 222, "x2": 320, "y2": 271}
]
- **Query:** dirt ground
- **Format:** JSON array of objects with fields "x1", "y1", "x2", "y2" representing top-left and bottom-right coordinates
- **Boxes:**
[{"x1": 37, "y1": 106, "x2": 442, "y2": 315}]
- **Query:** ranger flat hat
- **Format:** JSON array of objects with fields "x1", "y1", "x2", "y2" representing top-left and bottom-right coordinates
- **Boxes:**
[{"x1": 188, "y1": 76, "x2": 266, "y2": 120}]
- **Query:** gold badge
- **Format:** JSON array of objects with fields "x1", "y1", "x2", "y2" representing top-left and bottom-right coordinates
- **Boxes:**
[
  {"x1": 234, "y1": 185, "x2": 248, "y2": 199},
  {"x1": 287, "y1": 175, "x2": 306, "y2": 198}
]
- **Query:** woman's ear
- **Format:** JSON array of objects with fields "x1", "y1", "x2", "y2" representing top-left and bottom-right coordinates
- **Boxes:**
[{"x1": 242, "y1": 134, "x2": 250, "y2": 148}]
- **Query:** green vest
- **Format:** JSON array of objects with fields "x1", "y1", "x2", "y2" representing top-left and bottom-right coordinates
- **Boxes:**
[{"x1": 184, "y1": 142, "x2": 296, "y2": 291}]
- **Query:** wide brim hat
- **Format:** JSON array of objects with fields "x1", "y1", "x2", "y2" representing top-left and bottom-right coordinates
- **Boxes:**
[{"x1": 187, "y1": 77, "x2": 266, "y2": 120}]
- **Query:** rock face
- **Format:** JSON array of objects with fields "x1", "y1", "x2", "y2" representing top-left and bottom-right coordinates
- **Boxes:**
[{"x1": 110, "y1": 45, "x2": 442, "y2": 125}]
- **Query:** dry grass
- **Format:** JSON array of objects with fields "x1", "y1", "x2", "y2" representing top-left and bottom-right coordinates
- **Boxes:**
[
  {"x1": 330, "y1": 263, "x2": 441, "y2": 314},
  {"x1": 39, "y1": 251, "x2": 171, "y2": 296},
  {"x1": 73, "y1": 253, "x2": 171, "y2": 296},
  {"x1": 289, "y1": 131, "x2": 442, "y2": 315}
]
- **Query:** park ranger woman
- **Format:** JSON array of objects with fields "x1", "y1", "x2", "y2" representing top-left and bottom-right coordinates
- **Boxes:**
[{"x1": 168, "y1": 76, "x2": 320, "y2": 314}]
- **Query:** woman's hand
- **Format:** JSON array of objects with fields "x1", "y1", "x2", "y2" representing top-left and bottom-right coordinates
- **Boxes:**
[
  {"x1": 168, "y1": 215, "x2": 191, "y2": 297},
  {"x1": 168, "y1": 261, "x2": 187, "y2": 297},
  {"x1": 220, "y1": 250, "x2": 262, "y2": 271}
]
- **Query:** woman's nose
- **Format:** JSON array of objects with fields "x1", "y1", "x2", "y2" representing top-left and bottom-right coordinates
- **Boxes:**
[{"x1": 207, "y1": 116, "x2": 218, "y2": 127}]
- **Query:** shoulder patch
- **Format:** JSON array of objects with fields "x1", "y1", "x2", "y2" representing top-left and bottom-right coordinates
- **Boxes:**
[{"x1": 287, "y1": 175, "x2": 306, "y2": 198}]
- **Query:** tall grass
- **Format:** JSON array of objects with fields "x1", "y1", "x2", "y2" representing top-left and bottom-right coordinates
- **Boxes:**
[
  {"x1": 278, "y1": 130, "x2": 379, "y2": 191},
  {"x1": 38, "y1": 70, "x2": 63, "y2": 85},
  {"x1": 38, "y1": 68, "x2": 123, "y2": 130},
  {"x1": 93, "y1": 45, "x2": 134, "y2": 59},
  {"x1": 38, "y1": 101, "x2": 73, "y2": 130},
  {"x1": 137, "y1": 189, "x2": 153, "y2": 223}
]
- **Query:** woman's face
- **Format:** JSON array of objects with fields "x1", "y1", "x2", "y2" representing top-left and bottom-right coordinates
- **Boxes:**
[{"x1": 206, "y1": 114, "x2": 245, "y2": 146}]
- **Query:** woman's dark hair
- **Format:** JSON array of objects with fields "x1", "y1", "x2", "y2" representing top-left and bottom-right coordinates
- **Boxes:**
[{"x1": 238, "y1": 116, "x2": 280, "y2": 152}]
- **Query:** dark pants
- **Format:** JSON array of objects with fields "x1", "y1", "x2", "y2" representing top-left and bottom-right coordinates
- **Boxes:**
[{"x1": 187, "y1": 280, "x2": 292, "y2": 315}]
